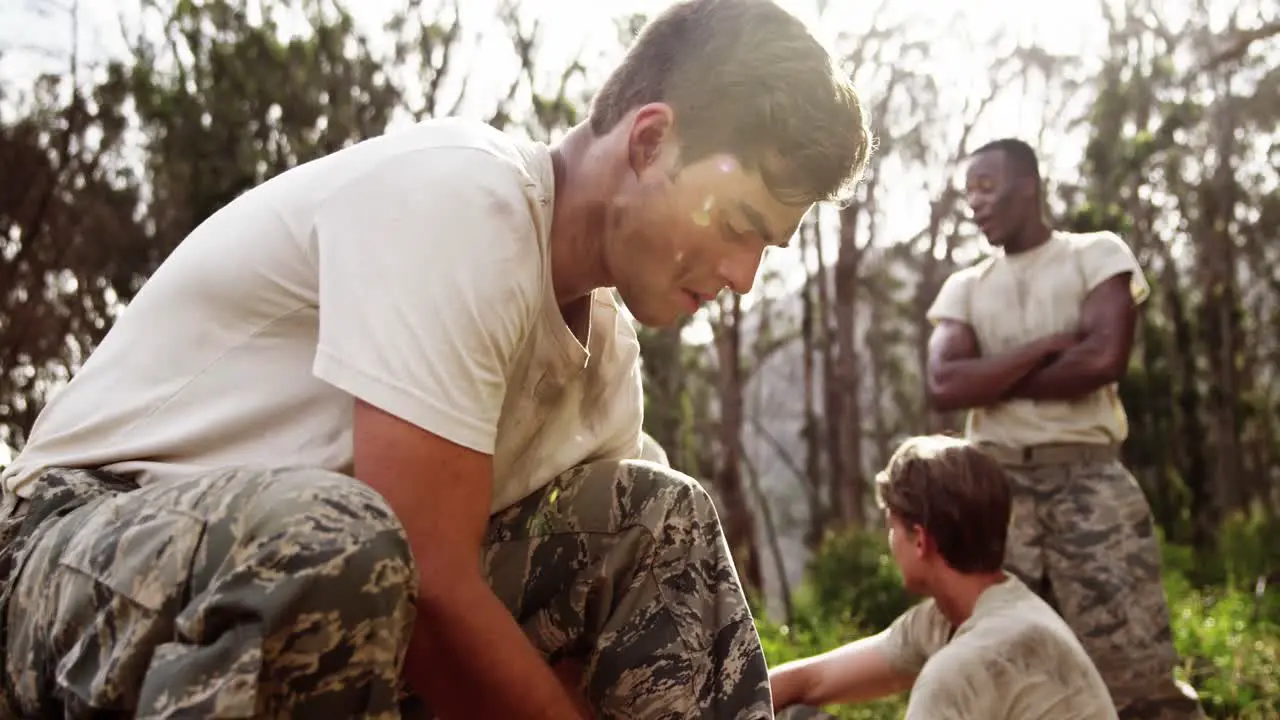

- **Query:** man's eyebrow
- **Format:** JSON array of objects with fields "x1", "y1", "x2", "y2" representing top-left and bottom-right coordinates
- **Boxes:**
[{"x1": 738, "y1": 201, "x2": 785, "y2": 247}]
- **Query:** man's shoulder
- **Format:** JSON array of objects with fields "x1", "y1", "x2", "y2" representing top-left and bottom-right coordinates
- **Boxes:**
[
  {"x1": 314, "y1": 118, "x2": 553, "y2": 265},
  {"x1": 288, "y1": 118, "x2": 550, "y2": 218},
  {"x1": 386, "y1": 118, "x2": 548, "y2": 182},
  {"x1": 911, "y1": 580, "x2": 1117, "y2": 718},
  {"x1": 943, "y1": 254, "x2": 999, "y2": 286},
  {"x1": 918, "y1": 624, "x2": 1113, "y2": 719},
  {"x1": 1053, "y1": 228, "x2": 1131, "y2": 255},
  {"x1": 974, "y1": 578, "x2": 1068, "y2": 631},
  {"x1": 963, "y1": 587, "x2": 1099, "y2": 671},
  {"x1": 924, "y1": 600, "x2": 1086, "y2": 675},
  {"x1": 973, "y1": 603, "x2": 1120, "y2": 717}
]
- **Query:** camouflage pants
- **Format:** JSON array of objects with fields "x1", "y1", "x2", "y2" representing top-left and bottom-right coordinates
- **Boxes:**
[
  {"x1": 0, "y1": 461, "x2": 772, "y2": 719},
  {"x1": 1000, "y1": 454, "x2": 1205, "y2": 720}
]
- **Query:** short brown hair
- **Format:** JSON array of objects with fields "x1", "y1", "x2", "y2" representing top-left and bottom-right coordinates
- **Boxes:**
[
  {"x1": 589, "y1": 0, "x2": 872, "y2": 206},
  {"x1": 875, "y1": 435, "x2": 1011, "y2": 573}
]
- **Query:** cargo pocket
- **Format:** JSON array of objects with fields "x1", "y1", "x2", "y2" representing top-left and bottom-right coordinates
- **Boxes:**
[{"x1": 53, "y1": 494, "x2": 205, "y2": 711}]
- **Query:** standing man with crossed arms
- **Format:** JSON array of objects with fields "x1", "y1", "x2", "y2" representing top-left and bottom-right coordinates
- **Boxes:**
[
  {"x1": 923, "y1": 137, "x2": 1205, "y2": 719},
  {"x1": 0, "y1": 1, "x2": 873, "y2": 717}
]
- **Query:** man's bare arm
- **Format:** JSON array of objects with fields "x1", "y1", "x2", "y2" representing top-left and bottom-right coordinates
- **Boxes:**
[
  {"x1": 1006, "y1": 273, "x2": 1137, "y2": 401},
  {"x1": 768, "y1": 632, "x2": 915, "y2": 711},
  {"x1": 925, "y1": 320, "x2": 1076, "y2": 413},
  {"x1": 353, "y1": 400, "x2": 584, "y2": 720}
]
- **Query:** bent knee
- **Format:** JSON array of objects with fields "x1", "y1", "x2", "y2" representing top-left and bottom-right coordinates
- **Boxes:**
[
  {"x1": 595, "y1": 458, "x2": 722, "y2": 529},
  {"x1": 226, "y1": 467, "x2": 415, "y2": 579},
  {"x1": 240, "y1": 467, "x2": 401, "y2": 530}
]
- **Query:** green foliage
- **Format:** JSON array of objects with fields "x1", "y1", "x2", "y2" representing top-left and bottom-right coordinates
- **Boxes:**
[
  {"x1": 1166, "y1": 572, "x2": 1280, "y2": 719},
  {"x1": 1162, "y1": 503, "x2": 1280, "y2": 591},
  {"x1": 1217, "y1": 504, "x2": 1280, "y2": 592},
  {"x1": 803, "y1": 527, "x2": 913, "y2": 632}
]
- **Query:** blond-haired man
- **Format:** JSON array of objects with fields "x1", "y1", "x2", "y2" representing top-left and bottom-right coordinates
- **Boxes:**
[{"x1": 0, "y1": 2, "x2": 872, "y2": 717}]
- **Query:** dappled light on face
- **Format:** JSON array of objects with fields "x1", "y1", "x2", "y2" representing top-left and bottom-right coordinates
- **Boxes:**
[
  {"x1": 691, "y1": 195, "x2": 714, "y2": 227},
  {"x1": 715, "y1": 155, "x2": 740, "y2": 174}
]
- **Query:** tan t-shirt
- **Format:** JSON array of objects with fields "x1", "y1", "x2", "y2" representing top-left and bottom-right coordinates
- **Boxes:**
[
  {"x1": 2, "y1": 118, "x2": 644, "y2": 513},
  {"x1": 926, "y1": 231, "x2": 1150, "y2": 448},
  {"x1": 880, "y1": 576, "x2": 1118, "y2": 719}
]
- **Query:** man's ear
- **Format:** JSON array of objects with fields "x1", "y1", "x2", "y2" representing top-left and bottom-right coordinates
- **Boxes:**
[
  {"x1": 1017, "y1": 175, "x2": 1039, "y2": 201},
  {"x1": 627, "y1": 102, "x2": 677, "y2": 175},
  {"x1": 911, "y1": 524, "x2": 933, "y2": 559}
]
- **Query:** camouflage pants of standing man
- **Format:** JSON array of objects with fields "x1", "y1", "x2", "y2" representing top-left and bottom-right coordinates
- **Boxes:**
[
  {"x1": 992, "y1": 443, "x2": 1206, "y2": 720},
  {"x1": 0, "y1": 460, "x2": 773, "y2": 719}
]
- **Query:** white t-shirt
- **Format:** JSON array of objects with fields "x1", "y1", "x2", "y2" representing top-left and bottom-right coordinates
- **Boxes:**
[
  {"x1": 2, "y1": 118, "x2": 645, "y2": 513},
  {"x1": 881, "y1": 576, "x2": 1118, "y2": 719},
  {"x1": 926, "y1": 230, "x2": 1149, "y2": 448}
]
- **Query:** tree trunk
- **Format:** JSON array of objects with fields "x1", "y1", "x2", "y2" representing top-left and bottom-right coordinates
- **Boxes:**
[
  {"x1": 714, "y1": 294, "x2": 762, "y2": 591},
  {"x1": 814, "y1": 214, "x2": 843, "y2": 528},
  {"x1": 834, "y1": 204, "x2": 864, "y2": 527},
  {"x1": 799, "y1": 213, "x2": 824, "y2": 547}
]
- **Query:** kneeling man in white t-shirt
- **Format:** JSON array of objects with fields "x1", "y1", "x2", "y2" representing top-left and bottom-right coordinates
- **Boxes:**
[
  {"x1": 0, "y1": 2, "x2": 874, "y2": 718},
  {"x1": 770, "y1": 435, "x2": 1119, "y2": 719}
]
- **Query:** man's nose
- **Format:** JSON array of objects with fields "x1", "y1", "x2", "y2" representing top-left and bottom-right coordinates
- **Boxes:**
[{"x1": 720, "y1": 245, "x2": 765, "y2": 295}]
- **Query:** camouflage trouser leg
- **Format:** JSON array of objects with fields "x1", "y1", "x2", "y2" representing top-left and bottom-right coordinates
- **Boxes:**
[
  {"x1": 480, "y1": 459, "x2": 773, "y2": 720},
  {"x1": 1003, "y1": 459, "x2": 1206, "y2": 720},
  {"x1": 1, "y1": 467, "x2": 417, "y2": 719}
]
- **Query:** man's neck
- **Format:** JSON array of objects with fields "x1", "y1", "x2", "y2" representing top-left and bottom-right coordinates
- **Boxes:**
[
  {"x1": 548, "y1": 124, "x2": 613, "y2": 307},
  {"x1": 931, "y1": 571, "x2": 1006, "y2": 628},
  {"x1": 1003, "y1": 221, "x2": 1053, "y2": 255}
]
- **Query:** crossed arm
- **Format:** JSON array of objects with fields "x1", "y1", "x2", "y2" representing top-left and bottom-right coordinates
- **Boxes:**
[{"x1": 926, "y1": 273, "x2": 1137, "y2": 412}]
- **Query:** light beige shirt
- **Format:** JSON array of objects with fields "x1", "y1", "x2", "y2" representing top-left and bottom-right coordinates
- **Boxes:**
[
  {"x1": 881, "y1": 576, "x2": 1118, "y2": 719},
  {"x1": 3, "y1": 119, "x2": 644, "y2": 513},
  {"x1": 926, "y1": 230, "x2": 1150, "y2": 448}
]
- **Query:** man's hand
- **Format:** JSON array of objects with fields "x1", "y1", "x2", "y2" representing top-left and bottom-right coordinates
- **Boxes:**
[
  {"x1": 768, "y1": 633, "x2": 915, "y2": 711},
  {"x1": 353, "y1": 400, "x2": 585, "y2": 720},
  {"x1": 925, "y1": 321, "x2": 1077, "y2": 412}
]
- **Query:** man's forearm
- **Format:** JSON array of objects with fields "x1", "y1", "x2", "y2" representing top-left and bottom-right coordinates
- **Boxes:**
[
  {"x1": 405, "y1": 575, "x2": 584, "y2": 719},
  {"x1": 769, "y1": 636, "x2": 913, "y2": 709},
  {"x1": 927, "y1": 342, "x2": 1054, "y2": 412},
  {"x1": 1006, "y1": 344, "x2": 1119, "y2": 401}
]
